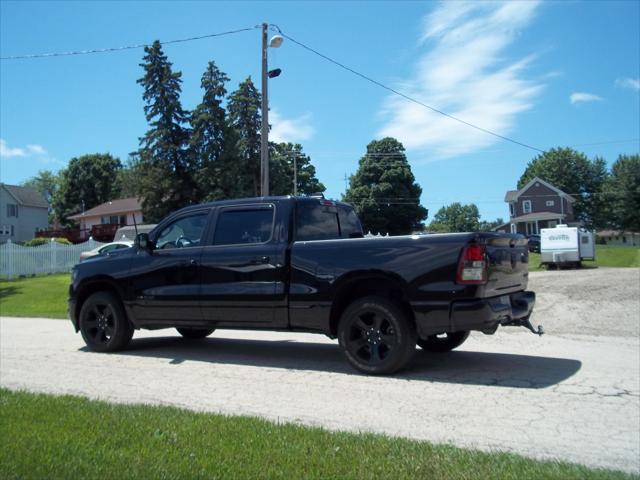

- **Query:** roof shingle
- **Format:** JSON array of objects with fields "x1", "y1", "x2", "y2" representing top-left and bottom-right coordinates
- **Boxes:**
[
  {"x1": 67, "y1": 197, "x2": 142, "y2": 220},
  {"x1": 2, "y1": 184, "x2": 48, "y2": 208}
]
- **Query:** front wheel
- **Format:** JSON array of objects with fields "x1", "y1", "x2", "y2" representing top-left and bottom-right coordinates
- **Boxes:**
[
  {"x1": 176, "y1": 327, "x2": 215, "y2": 339},
  {"x1": 338, "y1": 297, "x2": 416, "y2": 375},
  {"x1": 417, "y1": 331, "x2": 469, "y2": 353},
  {"x1": 79, "y1": 291, "x2": 133, "y2": 352}
]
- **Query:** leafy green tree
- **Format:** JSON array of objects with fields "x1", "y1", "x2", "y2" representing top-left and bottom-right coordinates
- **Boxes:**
[
  {"x1": 53, "y1": 154, "x2": 122, "y2": 227},
  {"x1": 190, "y1": 61, "x2": 240, "y2": 201},
  {"x1": 478, "y1": 217, "x2": 505, "y2": 232},
  {"x1": 344, "y1": 137, "x2": 428, "y2": 235},
  {"x1": 227, "y1": 77, "x2": 262, "y2": 197},
  {"x1": 428, "y1": 203, "x2": 481, "y2": 232},
  {"x1": 137, "y1": 40, "x2": 196, "y2": 222},
  {"x1": 518, "y1": 147, "x2": 609, "y2": 228},
  {"x1": 21, "y1": 170, "x2": 59, "y2": 203},
  {"x1": 270, "y1": 142, "x2": 326, "y2": 196},
  {"x1": 604, "y1": 154, "x2": 640, "y2": 231}
]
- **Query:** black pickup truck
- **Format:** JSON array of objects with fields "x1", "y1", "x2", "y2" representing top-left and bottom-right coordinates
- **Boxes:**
[{"x1": 69, "y1": 196, "x2": 540, "y2": 374}]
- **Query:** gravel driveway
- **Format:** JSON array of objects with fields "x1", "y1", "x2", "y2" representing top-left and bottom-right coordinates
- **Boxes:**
[{"x1": 1, "y1": 268, "x2": 639, "y2": 473}]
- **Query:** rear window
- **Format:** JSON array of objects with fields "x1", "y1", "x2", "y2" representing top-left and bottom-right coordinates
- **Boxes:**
[
  {"x1": 296, "y1": 203, "x2": 363, "y2": 241},
  {"x1": 214, "y1": 208, "x2": 274, "y2": 245}
]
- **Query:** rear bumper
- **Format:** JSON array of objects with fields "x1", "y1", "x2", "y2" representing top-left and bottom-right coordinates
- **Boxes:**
[
  {"x1": 450, "y1": 290, "x2": 535, "y2": 333},
  {"x1": 412, "y1": 291, "x2": 536, "y2": 337}
]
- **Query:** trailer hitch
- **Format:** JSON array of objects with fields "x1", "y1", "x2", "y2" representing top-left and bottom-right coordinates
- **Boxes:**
[{"x1": 503, "y1": 316, "x2": 544, "y2": 336}]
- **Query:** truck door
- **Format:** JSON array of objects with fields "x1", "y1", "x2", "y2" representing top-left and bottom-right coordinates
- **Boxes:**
[
  {"x1": 199, "y1": 203, "x2": 288, "y2": 328},
  {"x1": 128, "y1": 209, "x2": 211, "y2": 326}
]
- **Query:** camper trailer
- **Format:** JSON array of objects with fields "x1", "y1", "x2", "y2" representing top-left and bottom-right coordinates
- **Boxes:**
[{"x1": 540, "y1": 225, "x2": 595, "y2": 268}]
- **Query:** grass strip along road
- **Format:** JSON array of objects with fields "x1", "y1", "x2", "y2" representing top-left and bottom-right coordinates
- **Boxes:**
[{"x1": 0, "y1": 389, "x2": 635, "y2": 480}]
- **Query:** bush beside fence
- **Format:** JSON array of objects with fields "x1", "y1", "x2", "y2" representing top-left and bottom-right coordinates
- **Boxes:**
[{"x1": 0, "y1": 238, "x2": 107, "y2": 279}]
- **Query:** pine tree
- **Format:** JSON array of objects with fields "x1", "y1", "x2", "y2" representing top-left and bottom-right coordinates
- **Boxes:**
[
  {"x1": 344, "y1": 137, "x2": 428, "y2": 235},
  {"x1": 136, "y1": 40, "x2": 196, "y2": 222},
  {"x1": 227, "y1": 77, "x2": 262, "y2": 197},
  {"x1": 270, "y1": 142, "x2": 326, "y2": 196},
  {"x1": 190, "y1": 61, "x2": 239, "y2": 201}
]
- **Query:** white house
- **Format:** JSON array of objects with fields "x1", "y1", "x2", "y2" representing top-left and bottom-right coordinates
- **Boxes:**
[{"x1": 0, "y1": 183, "x2": 49, "y2": 243}]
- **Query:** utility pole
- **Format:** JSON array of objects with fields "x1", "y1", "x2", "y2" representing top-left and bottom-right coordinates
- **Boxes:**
[{"x1": 260, "y1": 22, "x2": 269, "y2": 197}]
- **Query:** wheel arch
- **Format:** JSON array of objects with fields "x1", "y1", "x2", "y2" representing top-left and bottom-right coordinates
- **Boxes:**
[
  {"x1": 74, "y1": 277, "x2": 128, "y2": 329},
  {"x1": 329, "y1": 272, "x2": 414, "y2": 337}
]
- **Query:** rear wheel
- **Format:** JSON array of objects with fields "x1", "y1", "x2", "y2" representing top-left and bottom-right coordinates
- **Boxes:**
[
  {"x1": 417, "y1": 330, "x2": 469, "y2": 353},
  {"x1": 338, "y1": 297, "x2": 416, "y2": 375},
  {"x1": 176, "y1": 327, "x2": 215, "y2": 339},
  {"x1": 79, "y1": 291, "x2": 133, "y2": 352}
]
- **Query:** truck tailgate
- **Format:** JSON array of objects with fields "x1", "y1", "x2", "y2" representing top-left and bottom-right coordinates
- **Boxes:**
[{"x1": 482, "y1": 235, "x2": 530, "y2": 297}]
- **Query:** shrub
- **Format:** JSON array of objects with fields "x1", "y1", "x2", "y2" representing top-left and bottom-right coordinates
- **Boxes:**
[{"x1": 23, "y1": 237, "x2": 72, "y2": 247}]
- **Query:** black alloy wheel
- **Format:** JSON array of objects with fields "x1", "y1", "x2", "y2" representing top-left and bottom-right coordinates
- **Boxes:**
[
  {"x1": 417, "y1": 330, "x2": 470, "y2": 353},
  {"x1": 79, "y1": 291, "x2": 133, "y2": 352},
  {"x1": 176, "y1": 328, "x2": 215, "y2": 339},
  {"x1": 338, "y1": 297, "x2": 416, "y2": 375}
]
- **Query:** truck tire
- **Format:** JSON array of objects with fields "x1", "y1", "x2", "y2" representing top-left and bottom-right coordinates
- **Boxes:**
[
  {"x1": 176, "y1": 328, "x2": 215, "y2": 339},
  {"x1": 79, "y1": 291, "x2": 133, "y2": 352},
  {"x1": 417, "y1": 331, "x2": 470, "y2": 353},
  {"x1": 338, "y1": 297, "x2": 416, "y2": 375}
]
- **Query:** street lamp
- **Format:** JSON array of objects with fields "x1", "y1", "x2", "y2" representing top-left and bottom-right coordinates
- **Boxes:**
[{"x1": 261, "y1": 23, "x2": 283, "y2": 197}]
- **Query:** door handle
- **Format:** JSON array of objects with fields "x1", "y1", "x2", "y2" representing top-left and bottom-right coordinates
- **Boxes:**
[{"x1": 250, "y1": 256, "x2": 270, "y2": 265}]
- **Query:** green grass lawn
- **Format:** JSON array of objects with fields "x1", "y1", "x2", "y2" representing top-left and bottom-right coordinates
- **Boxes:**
[
  {"x1": 0, "y1": 273, "x2": 69, "y2": 318},
  {"x1": 528, "y1": 245, "x2": 640, "y2": 271},
  {"x1": 0, "y1": 389, "x2": 634, "y2": 480}
]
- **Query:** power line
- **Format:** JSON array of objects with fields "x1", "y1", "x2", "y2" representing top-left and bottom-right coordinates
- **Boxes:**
[
  {"x1": 274, "y1": 25, "x2": 546, "y2": 155},
  {"x1": 0, "y1": 26, "x2": 259, "y2": 60}
]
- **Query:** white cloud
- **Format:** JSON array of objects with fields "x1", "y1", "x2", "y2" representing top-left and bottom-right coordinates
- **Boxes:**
[
  {"x1": 0, "y1": 139, "x2": 26, "y2": 157},
  {"x1": 569, "y1": 92, "x2": 603, "y2": 104},
  {"x1": 27, "y1": 144, "x2": 47, "y2": 155},
  {"x1": 0, "y1": 138, "x2": 54, "y2": 168},
  {"x1": 615, "y1": 77, "x2": 640, "y2": 91},
  {"x1": 378, "y1": 1, "x2": 544, "y2": 159},
  {"x1": 269, "y1": 110, "x2": 315, "y2": 143}
]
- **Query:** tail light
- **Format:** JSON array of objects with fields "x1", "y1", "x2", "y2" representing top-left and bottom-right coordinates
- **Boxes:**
[{"x1": 457, "y1": 244, "x2": 487, "y2": 284}]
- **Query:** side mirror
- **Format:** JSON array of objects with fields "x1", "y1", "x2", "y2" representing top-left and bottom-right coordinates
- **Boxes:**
[{"x1": 136, "y1": 233, "x2": 153, "y2": 251}]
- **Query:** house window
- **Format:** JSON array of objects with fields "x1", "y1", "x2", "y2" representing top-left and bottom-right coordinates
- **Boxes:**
[
  {"x1": 546, "y1": 200, "x2": 555, "y2": 207},
  {"x1": 623, "y1": 236, "x2": 627, "y2": 243},
  {"x1": 510, "y1": 224, "x2": 516, "y2": 234},
  {"x1": 11, "y1": 225, "x2": 14, "y2": 236},
  {"x1": 0, "y1": 225, "x2": 8, "y2": 235},
  {"x1": 6, "y1": 204, "x2": 18, "y2": 217},
  {"x1": 522, "y1": 200, "x2": 532, "y2": 214},
  {"x1": 119, "y1": 215, "x2": 126, "y2": 225},
  {"x1": 509, "y1": 203, "x2": 515, "y2": 217}
]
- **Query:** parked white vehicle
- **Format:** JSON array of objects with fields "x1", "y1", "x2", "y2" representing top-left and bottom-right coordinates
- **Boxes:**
[
  {"x1": 540, "y1": 225, "x2": 595, "y2": 267},
  {"x1": 79, "y1": 241, "x2": 133, "y2": 261},
  {"x1": 113, "y1": 224, "x2": 157, "y2": 242}
]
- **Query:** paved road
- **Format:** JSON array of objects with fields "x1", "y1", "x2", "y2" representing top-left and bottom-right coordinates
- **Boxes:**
[{"x1": 1, "y1": 316, "x2": 638, "y2": 473}]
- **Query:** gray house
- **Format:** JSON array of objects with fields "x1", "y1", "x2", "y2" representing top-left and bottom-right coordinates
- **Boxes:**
[
  {"x1": 504, "y1": 177, "x2": 576, "y2": 235},
  {"x1": 0, "y1": 184, "x2": 49, "y2": 243}
]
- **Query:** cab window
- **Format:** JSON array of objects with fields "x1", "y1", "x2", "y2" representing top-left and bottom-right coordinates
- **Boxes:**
[
  {"x1": 214, "y1": 208, "x2": 274, "y2": 246},
  {"x1": 156, "y1": 213, "x2": 208, "y2": 249},
  {"x1": 296, "y1": 203, "x2": 363, "y2": 241}
]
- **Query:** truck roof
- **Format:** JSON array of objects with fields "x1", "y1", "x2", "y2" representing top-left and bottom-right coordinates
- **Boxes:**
[{"x1": 174, "y1": 196, "x2": 354, "y2": 215}]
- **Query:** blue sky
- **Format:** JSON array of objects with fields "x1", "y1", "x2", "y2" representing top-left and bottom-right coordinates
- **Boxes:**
[{"x1": 1, "y1": 0, "x2": 638, "y2": 223}]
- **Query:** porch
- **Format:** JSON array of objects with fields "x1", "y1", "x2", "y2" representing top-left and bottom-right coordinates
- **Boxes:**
[{"x1": 509, "y1": 212, "x2": 568, "y2": 235}]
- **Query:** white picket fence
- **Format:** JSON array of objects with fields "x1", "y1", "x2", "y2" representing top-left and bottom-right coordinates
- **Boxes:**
[{"x1": 0, "y1": 238, "x2": 108, "y2": 279}]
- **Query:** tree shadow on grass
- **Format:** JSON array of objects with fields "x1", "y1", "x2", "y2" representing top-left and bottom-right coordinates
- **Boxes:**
[
  {"x1": 0, "y1": 285, "x2": 21, "y2": 299},
  {"x1": 91, "y1": 334, "x2": 581, "y2": 389}
]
